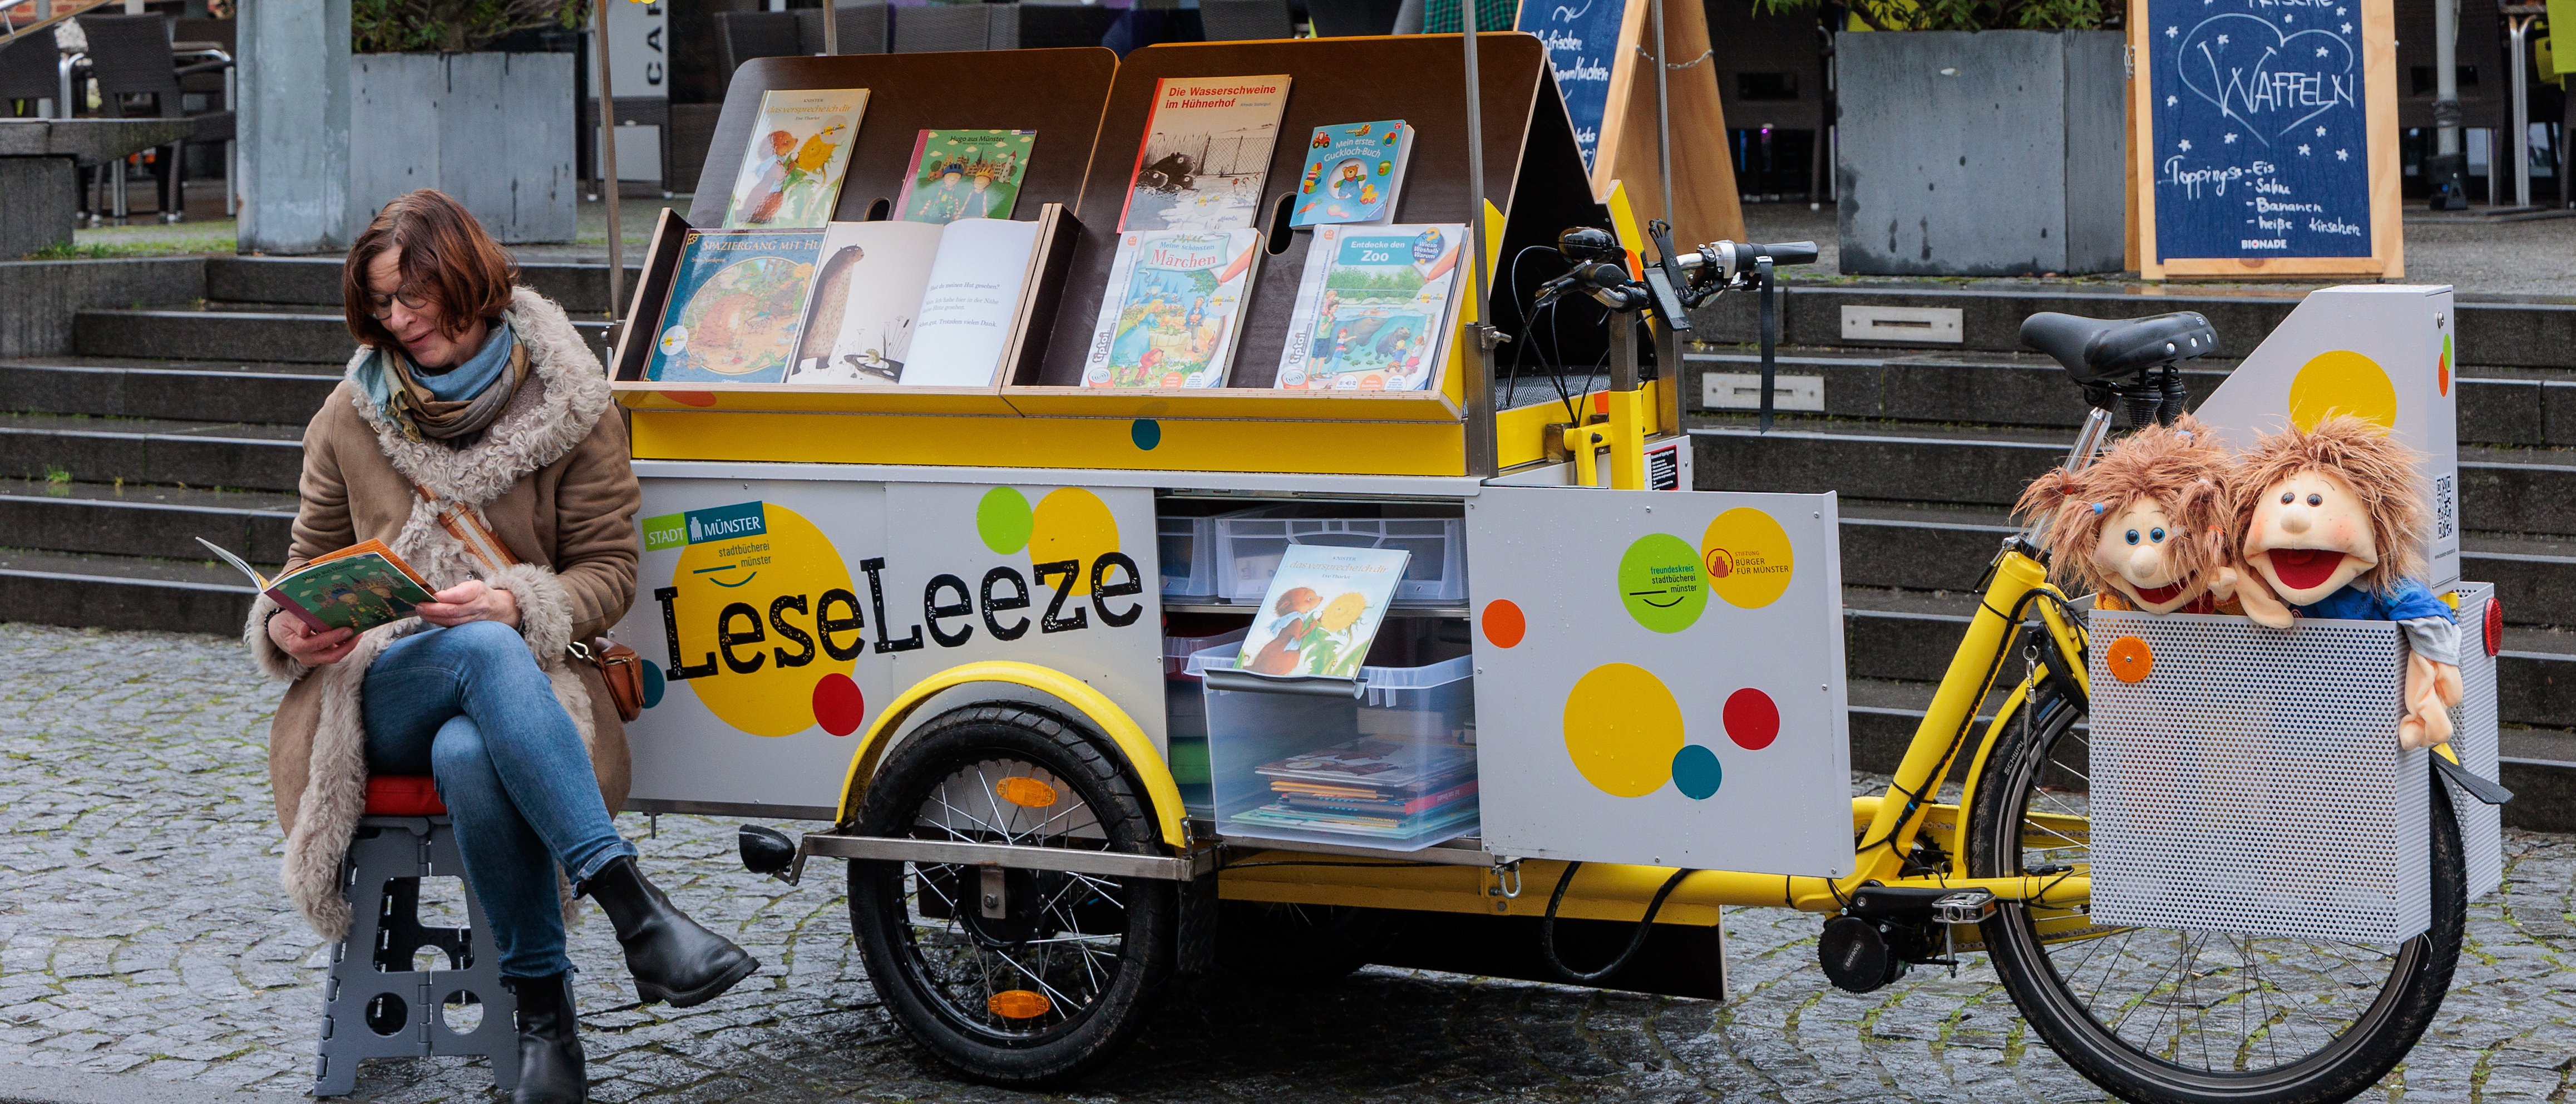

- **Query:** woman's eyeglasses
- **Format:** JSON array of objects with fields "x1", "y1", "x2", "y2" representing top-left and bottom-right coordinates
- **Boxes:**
[{"x1": 366, "y1": 287, "x2": 431, "y2": 319}]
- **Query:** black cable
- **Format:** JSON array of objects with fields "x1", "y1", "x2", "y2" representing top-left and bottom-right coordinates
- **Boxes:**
[
  {"x1": 1537, "y1": 861, "x2": 1695, "y2": 985},
  {"x1": 1851, "y1": 587, "x2": 2067, "y2": 861}
]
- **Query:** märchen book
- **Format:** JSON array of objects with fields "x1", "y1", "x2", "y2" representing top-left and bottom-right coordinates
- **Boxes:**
[
  {"x1": 1289, "y1": 120, "x2": 1413, "y2": 227},
  {"x1": 721, "y1": 88, "x2": 868, "y2": 229},
  {"x1": 199, "y1": 537, "x2": 439, "y2": 635},
  {"x1": 786, "y1": 218, "x2": 1041, "y2": 387},
  {"x1": 645, "y1": 228, "x2": 827, "y2": 385},
  {"x1": 895, "y1": 129, "x2": 1036, "y2": 224},
  {"x1": 1274, "y1": 223, "x2": 1466, "y2": 392},
  {"x1": 1233, "y1": 544, "x2": 1410, "y2": 678},
  {"x1": 1080, "y1": 229, "x2": 1262, "y2": 388},
  {"x1": 1116, "y1": 75, "x2": 1292, "y2": 233}
]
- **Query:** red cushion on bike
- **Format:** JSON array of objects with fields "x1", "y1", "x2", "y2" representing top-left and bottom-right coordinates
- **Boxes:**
[{"x1": 364, "y1": 775, "x2": 447, "y2": 816}]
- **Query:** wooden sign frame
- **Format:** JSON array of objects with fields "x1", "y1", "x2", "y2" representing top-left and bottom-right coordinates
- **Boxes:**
[
  {"x1": 1572, "y1": 0, "x2": 1746, "y2": 247},
  {"x1": 2130, "y1": 0, "x2": 2404, "y2": 279}
]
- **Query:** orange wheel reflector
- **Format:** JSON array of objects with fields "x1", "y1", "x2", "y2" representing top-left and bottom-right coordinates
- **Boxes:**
[
  {"x1": 988, "y1": 989, "x2": 1052, "y2": 1019},
  {"x1": 996, "y1": 776, "x2": 1059, "y2": 809},
  {"x1": 2108, "y1": 636, "x2": 2154, "y2": 683}
]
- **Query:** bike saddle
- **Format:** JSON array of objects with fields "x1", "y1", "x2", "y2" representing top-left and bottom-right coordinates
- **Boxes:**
[{"x1": 2019, "y1": 312, "x2": 2218, "y2": 385}]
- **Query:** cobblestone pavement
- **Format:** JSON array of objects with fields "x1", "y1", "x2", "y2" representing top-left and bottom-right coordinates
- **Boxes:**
[{"x1": 1, "y1": 624, "x2": 2571, "y2": 1103}]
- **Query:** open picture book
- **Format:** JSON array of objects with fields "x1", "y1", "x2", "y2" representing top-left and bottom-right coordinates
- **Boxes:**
[{"x1": 200, "y1": 538, "x2": 440, "y2": 635}]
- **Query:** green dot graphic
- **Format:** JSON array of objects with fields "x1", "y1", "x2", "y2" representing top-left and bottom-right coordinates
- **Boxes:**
[
  {"x1": 975, "y1": 487, "x2": 1034, "y2": 554},
  {"x1": 1618, "y1": 533, "x2": 1708, "y2": 633}
]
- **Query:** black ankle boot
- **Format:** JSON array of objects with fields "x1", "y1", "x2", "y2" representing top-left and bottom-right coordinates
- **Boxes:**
[
  {"x1": 579, "y1": 855, "x2": 760, "y2": 1007},
  {"x1": 506, "y1": 972, "x2": 584, "y2": 1104}
]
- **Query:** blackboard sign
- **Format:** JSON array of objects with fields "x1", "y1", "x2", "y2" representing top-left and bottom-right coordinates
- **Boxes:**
[
  {"x1": 1517, "y1": 0, "x2": 1636, "y2": 175},
  {"x1": 2137, "y1": 0, "x2": 2398, "y2": 275}
]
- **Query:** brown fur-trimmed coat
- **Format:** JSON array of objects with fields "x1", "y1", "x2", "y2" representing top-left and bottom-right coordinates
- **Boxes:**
[{"x1": 243, "y1": 288, "x2": 640, "y2": 940}]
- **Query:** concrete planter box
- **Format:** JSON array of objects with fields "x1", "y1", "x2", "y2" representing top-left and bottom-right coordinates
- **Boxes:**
[
  {"x1": 350, "y1": 52, "x2": 576, "y2": 244},
  {"x1": 1835, "y1": 29, "x2": 2124, "y2": 276}
]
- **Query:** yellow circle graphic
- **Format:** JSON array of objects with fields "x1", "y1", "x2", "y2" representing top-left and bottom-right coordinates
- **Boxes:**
[
  {"x1": 2287, "y1": 350, "x2": 2398, "y2": 431},
  {"x1": 1562, "y1": 663, "x2": 1685, "y2": 798},
  {"x1": 1700, "y1": 507, "x2": 1796, "y2": 609},
  {"x1": 1028, "y1": 488, "x2": 1121, "y2": 597},
  {"x1": 672, "y1": 505, "x2": 858, "y2": 737}
]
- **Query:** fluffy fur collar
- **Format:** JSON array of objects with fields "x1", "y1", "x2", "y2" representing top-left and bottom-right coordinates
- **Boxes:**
[{"x1": 344, "y1": 287, "x2": 612, "y2": 507}]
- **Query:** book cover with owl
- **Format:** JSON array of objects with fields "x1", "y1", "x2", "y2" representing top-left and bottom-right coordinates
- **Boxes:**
[{"x1": 895, "y1": 129, "x2": 1036, "y2": 224}]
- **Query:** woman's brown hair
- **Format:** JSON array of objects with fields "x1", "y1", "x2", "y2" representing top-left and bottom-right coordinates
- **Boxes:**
[{"x1": 342, "y1": 190, "x2": 517, "y2": 349}]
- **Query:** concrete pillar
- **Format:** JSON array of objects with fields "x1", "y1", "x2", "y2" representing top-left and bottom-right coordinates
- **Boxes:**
[{"x1": 237, "y1": 0, "x2": 352, "y2": 255}]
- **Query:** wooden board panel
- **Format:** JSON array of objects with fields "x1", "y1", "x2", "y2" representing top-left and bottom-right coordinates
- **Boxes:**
[
  {"x1": 1593, "y1": 0, "x2": 1745, "y2": 247},
  {"x1": 684, "y1": 48, "x2": 1118, "y2": 228},
  {"x1": 1026, "y1": 34, "x2": 1556, "y2": 390}
]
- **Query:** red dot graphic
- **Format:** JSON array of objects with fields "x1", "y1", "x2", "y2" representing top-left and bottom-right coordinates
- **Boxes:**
[
  {"x1": 813, "y1": 673, "x2": 867, "y2": 737},
  {"x1": 1724, "y1": 687, "x2": 1779, "y2": 750},
  {"x1": 1482, "y1": 599, "x2": 1527, "y2": 648}
]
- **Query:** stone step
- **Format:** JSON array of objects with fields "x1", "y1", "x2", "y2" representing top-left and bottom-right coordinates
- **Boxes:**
[
  {"x1": 0, "y1": 357, "x2": 340, "y2": 426},
  {"x1": 206, "y1": 255, "x2": 641, "y2": 316},
  {"x1": 1687, "y1": 281, "x2": 2576, "y2": 369},
  {"x1": 73, "y1": 308, "x2": 613, "y2": 366},
  {"x1": 1839, "y1": 585, "x2": 2576, "y2": 732},
  {"x1": 1684, "y1": 349, "x2": 2576, "y2": 448},
  {"x1": 1691, "y1": 418, "x2": 2576, "y2": 538},
  {"x1": 0, "y1": 480, "x2": 295, "y2": 563},
  {"x1": 0, "y1": 413, "x2": 305, "y2": 492},
  {"x1": 0, "y1": 546, "x2": 255, "y2": 637}
]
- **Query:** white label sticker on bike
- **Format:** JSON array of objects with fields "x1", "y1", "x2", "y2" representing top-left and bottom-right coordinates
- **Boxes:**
[{"x1": 1468, "y1": 486, "x2": 1853, "y2": 877}]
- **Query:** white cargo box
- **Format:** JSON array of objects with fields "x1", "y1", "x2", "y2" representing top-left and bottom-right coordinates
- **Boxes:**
[{"x1": 1212, "y1": 509, "x2": 1467, "y2": 605}]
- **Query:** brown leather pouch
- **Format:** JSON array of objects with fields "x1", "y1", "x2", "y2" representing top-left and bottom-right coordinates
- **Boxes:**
[{"x1": 572, "y1": 637, "x2": 646, "y2": 722}]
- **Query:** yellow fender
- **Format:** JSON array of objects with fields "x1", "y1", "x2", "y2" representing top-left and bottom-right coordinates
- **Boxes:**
[{"x1": 834, "y1": 660, "x2": 1188, "y2": 849}]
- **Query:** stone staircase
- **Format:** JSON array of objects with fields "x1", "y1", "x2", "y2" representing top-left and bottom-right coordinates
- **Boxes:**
[
  {"x1": 0, "y1": 258, "x2": 2564, "y2": 824},
  {"x1": 1681, "y1": 288, "x2": 2576, "y2": 828}
]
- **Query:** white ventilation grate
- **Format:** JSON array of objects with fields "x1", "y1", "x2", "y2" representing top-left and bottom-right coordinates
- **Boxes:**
[
  {"x1": 2448, "y1": 583, "x2": 2503, "y2": 901},
  {"x1": 2087, "y1": 609, "x2": 2429, "y2": 944}
]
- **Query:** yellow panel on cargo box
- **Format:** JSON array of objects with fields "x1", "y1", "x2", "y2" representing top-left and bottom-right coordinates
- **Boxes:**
[{"x1": 628, "y1": 410, "x2": 1469, "y2": 476}]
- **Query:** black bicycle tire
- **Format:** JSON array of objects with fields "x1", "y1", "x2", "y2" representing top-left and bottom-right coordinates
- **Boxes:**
[
  {"x1": 1967, "y1": 694, "x2": 2466, "y2": 1104},
  {"x1": 846, "y1": 703, "x2": 1178, "y2": 1087}
]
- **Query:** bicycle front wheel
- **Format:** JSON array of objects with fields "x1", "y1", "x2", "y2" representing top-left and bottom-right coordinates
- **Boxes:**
[{"x1": 1966, "y1": 694, "x2": 2466, "y2": 1104}]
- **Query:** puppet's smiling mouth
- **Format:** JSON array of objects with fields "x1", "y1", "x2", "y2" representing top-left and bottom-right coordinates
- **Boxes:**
[
  {"x1": 2268, "y1": 548, "x2": 2343, "y2": 590},
  {"x1": 2129, "y1": 581, "x2": 2186, "y2": 604}
]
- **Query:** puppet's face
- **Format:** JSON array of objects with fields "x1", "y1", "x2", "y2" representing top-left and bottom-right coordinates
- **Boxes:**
[
  {"x1": 2244, "y1": 469, "x2": 2377, "y2": 605},
  {"x1": 2089, "y1": 499, "x2": 2205, "y2": 613}
]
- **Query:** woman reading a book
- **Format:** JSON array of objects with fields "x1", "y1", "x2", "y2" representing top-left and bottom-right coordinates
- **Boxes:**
[{"x1": 244, "y1": 190, "x2": 754, "y2": 1104}]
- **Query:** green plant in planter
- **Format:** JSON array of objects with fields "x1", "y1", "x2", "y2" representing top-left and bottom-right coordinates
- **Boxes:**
[
  {"x1": 1759, "y1": 0, "x2": 2113, "y2": 31},
  {"x1": 353, "y1": 0, "x2": 588, "y2": 53}
]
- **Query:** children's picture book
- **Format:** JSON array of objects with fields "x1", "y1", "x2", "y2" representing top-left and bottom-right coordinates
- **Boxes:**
[
  {"x1": 895, "y1": 129, "x2": 1035, "y2": 225},
  {"x1": 787, "y1": 218, "x2": 1041, "y2": 387},
  {"x1": 1081, "y1": 229, "x2": 1262, "y2": 388},
  {"x1": 645, "y1": 229, "x2": 827, "y2": 385},
  {"x1": 1275, "y1": 223, "x2": 1466, "y2": 392},
  {"x1": 721, "y1": 88, "x2": 868, "y2": 229},
  {"x1": 1117, "y1": 75, "x2": 1292, "y2": 233},
  {"x1": 1290, "y1": 120, "x2": 1413, "y2": 227},
  {"x1": 1233, "y1": 544, "x2": 1410, "y2": 678},
  {"x1": 199, "y1": 538, "x2": 439, "y2": 635}
]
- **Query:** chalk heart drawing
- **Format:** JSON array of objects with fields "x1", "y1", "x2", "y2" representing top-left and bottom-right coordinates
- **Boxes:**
[{"x1": 2174, "y1": 13, "x2": 2356, "y2": 146}]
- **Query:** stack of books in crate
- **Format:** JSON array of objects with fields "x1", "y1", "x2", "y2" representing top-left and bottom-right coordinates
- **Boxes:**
[{"x1": 1232, "y1": 737, "x2": 1478, "y2": 840}]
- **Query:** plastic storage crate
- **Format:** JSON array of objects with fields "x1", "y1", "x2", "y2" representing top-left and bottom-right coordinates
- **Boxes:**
[
  {"x1": 2447, "y1": 583, "x2": 2503, "y2": 901},
  {"x1": 1159, "y1": 516, "x2": 1220, "y2": 599},
  {"x1": 1161, "y1": 624, "x2": 1246, "y2": 815},
  {"x1": 1212, "y1": 509, "x2": 1467, "y2": 605},
  {"x1": 1187, "y1": 645, "x2": 1477, "y2": 850},
  {"x1": 2086, "y1": 609, "x2": 2434, "y2": 944}
]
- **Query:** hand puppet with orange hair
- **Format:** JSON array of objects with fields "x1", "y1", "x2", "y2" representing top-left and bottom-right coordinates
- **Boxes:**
[
  {"x1": 2230, "y1": 415, "x2": 2463, "y2": 749},
  {"x1": 2015, "y1": 416, "x2": 2242, "y2": 615}
]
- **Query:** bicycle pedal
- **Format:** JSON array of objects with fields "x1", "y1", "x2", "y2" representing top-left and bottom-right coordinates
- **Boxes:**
[{"x1": 1931, "y1": 890, "x2": 1997, "y2": 926}]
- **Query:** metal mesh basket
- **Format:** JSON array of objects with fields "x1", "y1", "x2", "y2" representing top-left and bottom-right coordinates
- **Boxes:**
[
  {"x1": 2448, "y1": 583, "x2": 2503, "y2": 901},
  {"x1": 2087, "y1": 608, "x2": 2429, "y2": 944}
]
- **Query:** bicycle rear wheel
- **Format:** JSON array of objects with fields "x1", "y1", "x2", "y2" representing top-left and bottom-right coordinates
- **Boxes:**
[{"x1": 1966, "y1": 694, "x2": 2465, "y2": 1104}]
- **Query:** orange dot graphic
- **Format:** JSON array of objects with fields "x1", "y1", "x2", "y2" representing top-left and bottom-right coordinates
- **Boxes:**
[
  {"x1": 2108, "y1": 636, "x2": 2154, "y2": 683},
  {"x1": 1482, "y1": 599, "x2": 1527, "y2": 648}
]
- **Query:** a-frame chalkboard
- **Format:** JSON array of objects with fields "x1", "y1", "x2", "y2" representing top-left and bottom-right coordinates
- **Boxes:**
[{"x1": 2130, "y1": 0, "x2": 2402, "y2": 278}]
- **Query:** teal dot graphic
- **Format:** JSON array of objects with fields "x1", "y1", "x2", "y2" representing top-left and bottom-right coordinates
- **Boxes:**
[
  {"x1": 1672, "y1": 745, "x2": 1722, "y2": 800},
  {"x1": 641, "y1": 661, "x2": 666, "y2": 709},
  {"x1": 1132, "y1": 418, "x2": 1162, "y2": 450}
]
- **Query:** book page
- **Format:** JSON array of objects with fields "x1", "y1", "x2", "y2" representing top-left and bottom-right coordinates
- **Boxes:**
[
  {"x1": 785, "y1": 221, "x2": 945, "y2": 385},
  {"x1": 899, "y1": 218, "x2": 1042, "y2": 387}
]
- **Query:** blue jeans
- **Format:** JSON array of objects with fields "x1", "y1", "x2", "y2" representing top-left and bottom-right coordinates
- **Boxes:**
[{"x1": 362, "y1": 620, "x2": 638, "y2": 979}]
